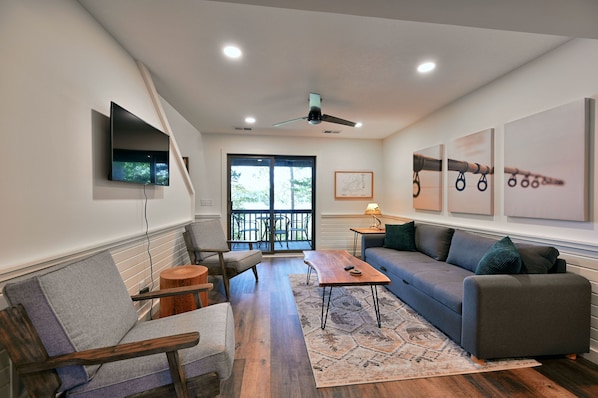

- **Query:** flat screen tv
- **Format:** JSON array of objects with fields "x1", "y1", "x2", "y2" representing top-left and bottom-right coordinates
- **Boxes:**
[{"x1": 110, "y1": 101, "x2": 170, "y2": 186}]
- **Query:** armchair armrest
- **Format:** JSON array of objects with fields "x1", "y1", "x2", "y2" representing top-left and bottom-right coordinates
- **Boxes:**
[
  {"x1": 197, "y1": 248, "x2": 227, "y2": 253},
  {"x1": 18, "y1": 332, "x2": 200, "y2": 374},
  {"x1": 227, "y1": 239, "x2": 257, "y2": 250},
  {"x1": 131, "y1": 283, "x2": 213, "y2": 301},
  {"x1": 462, "y1": 273, "x2": 591, "y2": 359},
  {"x1": 131, "y1": 283, "x2": 213, "y2": 308}
]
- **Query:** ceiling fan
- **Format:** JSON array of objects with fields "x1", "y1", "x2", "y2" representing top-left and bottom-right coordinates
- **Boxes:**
[{"x1": 273, "y1": 93, "x2": 356, "y2": 127}]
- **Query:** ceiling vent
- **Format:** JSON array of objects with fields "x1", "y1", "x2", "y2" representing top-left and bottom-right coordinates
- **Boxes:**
[
  {"x1": 322, "y1": 130, "x2": 341, "y2": 134},
  {"x1": 234, "y1": 127, "x2": 253, "y2": 131}
]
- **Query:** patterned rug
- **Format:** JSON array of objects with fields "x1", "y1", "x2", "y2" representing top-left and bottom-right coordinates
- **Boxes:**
[{"x1": 288, "y1": 274, "x2": 540, "y2": 388}]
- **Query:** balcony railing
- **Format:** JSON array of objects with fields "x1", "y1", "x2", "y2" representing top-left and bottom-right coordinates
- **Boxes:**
[{"x1": 230, "y1": 210, "x2": 312, "y2": 250}]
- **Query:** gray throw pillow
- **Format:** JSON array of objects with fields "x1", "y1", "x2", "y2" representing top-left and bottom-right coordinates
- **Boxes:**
[
  {"x1": 383, "y1": 222, "x2": 416, "y2": 251},
  {"x1": 415, "y1": 223, "x2": 455, "y2": 261},
  {"x1": 475, "y1": 236, "x2": 522, "y2": 275},
  {"x1": 515, "y1": 243, "x2": 560, "y2": 274},
  {"x1": 446, "y1": 230, "x2": 496, "y2": 272}
]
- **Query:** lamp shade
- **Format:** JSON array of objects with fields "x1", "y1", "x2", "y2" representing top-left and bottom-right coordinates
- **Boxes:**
[{"x1": 364, "y1": 203, "x2": 381, "y2": 215}]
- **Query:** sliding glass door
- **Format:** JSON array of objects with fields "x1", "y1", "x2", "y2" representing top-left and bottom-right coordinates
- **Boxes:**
[{"x1": 227, "y1": 155, "x2": 315, "y2": 253}]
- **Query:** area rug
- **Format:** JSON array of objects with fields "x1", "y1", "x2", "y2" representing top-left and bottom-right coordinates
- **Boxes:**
[{"x1": 288, "y1": 274, "x2": 540, "y2": 388}]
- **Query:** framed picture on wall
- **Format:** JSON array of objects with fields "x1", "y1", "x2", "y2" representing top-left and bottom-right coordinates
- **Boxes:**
[{"x1": 335, "y1": 171, "x2": 374, "y2": 199}]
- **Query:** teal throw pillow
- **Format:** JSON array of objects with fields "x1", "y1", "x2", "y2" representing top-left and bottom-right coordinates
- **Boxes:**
[
  {"x1": 475, "y1": 236, "x2": 522, "y2": 275},
  {"x1": 383, "y1": 222, "x2": 416, "y2": 251}
]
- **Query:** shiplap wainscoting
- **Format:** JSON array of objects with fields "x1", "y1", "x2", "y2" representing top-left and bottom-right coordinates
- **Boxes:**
[
  {"x1": 560, "y1": 252, "x2": 598, "y2": 364},
  {"x1": 0, "y1": 225, "x2": 191, "y2": 398},
  {"x1": 317, "y1": 213, "x2": 406, "y2": 253},
  {"x1": 318, "y1": 213, "x2": 371, "y2": 252}
]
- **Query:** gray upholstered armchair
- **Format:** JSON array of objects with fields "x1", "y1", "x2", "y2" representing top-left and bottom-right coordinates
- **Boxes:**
[
  {"x1": 0, "y1": 251, "x2": 234, "y2": 398},
  {"x1": 185, "y1": 219, "x2": 262, "y2": 301}
]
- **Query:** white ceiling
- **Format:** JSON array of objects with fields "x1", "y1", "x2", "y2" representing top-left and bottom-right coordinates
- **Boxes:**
[{"x1": 76, "y1": 0, "x2": 597, "y2": 139}]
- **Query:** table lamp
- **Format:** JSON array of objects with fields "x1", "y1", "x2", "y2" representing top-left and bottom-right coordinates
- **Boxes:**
[{"x1": 364, "y1": 203, "x2": 382, "y2": 230}]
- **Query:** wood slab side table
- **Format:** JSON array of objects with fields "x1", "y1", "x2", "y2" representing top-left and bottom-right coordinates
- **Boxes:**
[{"x1": 159, "y1": 265, "x2": 208, "y2": 318}]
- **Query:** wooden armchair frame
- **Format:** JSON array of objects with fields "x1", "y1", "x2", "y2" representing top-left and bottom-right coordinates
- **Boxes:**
[
  {"x1": 184, "y1": 220, "x2": 261, "y2": 302},
  {"x1": 0, "y1": 283, "x2": 219, "y2": 398},
  {"x1": 194, "y1": 244, "x2": 259, "y2": 301}
]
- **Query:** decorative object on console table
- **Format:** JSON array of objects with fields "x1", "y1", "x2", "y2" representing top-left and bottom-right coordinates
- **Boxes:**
[
  {"x1": 160, "y1": 265, "x2": 209, "y2": 317},
  {"x1": 364, "y1": 202, "x2": 382, "y2": 229}
]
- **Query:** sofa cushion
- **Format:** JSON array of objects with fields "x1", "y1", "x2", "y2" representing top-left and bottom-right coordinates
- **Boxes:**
[
  {"x1": 3, "y1": 251, "x2": 138, "y2": 391},
  {"x1": 446, "y1": 230, "x2": 496, "y2": 272},
  {"x1": 365, "y1": 247, "x2": 440, "y2": 285},
  {"x1": 415, "y1": 223, "x2": 455, "y2": 261},
  {"x1": 475, "y1": 236, "x2": 522, "y2": 275},
  {"x1": 383, "y1": 221, "x2": 416, "y2": 251},
  {"x1": 515, "y1": 243, "x2": 560, "y2": 274},
  {"x1": 409, "y1": 263, "x2": 472, "y2": 314}
]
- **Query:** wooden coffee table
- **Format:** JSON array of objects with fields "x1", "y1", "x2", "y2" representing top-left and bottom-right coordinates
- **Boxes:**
[{"x1": 303, "y1": 250, "x2": 391, "y2": 329}]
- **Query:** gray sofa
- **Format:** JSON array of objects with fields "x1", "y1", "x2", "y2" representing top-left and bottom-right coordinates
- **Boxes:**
[{"x1": 362, "y1": 222, "x2": 591, "y2": 360}]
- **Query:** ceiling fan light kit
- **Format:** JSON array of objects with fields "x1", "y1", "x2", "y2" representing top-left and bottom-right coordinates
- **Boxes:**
[{"x1": 273, "y1": 93, "x2": 357, "y2": 128}]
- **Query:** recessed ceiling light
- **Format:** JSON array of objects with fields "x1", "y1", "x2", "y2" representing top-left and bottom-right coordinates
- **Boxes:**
[
  {"x1": 245, "y1": 116, "x2": 256, "y2": 124},
  {"x1": 223, "y1": 45, "x2": 242, "y2": 59},
  {"x1": 355, "y1": 122, "x2": 363, "y2": 128},
  {"x1": 417, "y1": 62, "x2": 436, "y2": 73}
]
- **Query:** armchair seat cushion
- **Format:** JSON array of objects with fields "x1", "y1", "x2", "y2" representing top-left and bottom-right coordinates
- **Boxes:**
[
  {"x1": 200, "y1": 250, "x2": 262, "y2": 276},
  {"x1": 185, "y1": 219, "x2": 262, "y2": 301},
  {"x1": 66, "y1": 303, "x2": 235, "y2": 398}
]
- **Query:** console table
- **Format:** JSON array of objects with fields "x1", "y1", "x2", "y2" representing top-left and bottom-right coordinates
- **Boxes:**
[{"x1": 349, "y1": 227, "x2": 385, "y2": 256}]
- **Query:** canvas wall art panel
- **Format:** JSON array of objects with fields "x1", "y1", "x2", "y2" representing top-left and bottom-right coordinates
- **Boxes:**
[
  {"x1": 413, "y1": 144, "x2": 443, "y2": 211},
  {"x1": 504, "y1": 98, "x2": 591, "y2": 221},
  {"x1": 447, "y1": 129, "x2": 494, "y2": 215}
]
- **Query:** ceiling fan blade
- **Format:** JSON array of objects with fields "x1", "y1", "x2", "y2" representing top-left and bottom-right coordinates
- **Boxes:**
[
  {"x1": 321, "y1": 114, "x2": 357, "y2": 127},
  {"x1": 274, "y1": 93, "x2": 355, "y2": 128},
  {"x1": 273, "y1": 116, "x2": 307, "y2": 127}
]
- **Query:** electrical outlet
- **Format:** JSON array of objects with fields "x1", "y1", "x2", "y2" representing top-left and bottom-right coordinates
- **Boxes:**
[{"x1": 138, "y1": 279, "x2": 149, "y2": 294}]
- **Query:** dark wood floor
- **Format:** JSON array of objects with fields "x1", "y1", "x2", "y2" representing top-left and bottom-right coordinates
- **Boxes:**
[{"x1": 217, "y1": 256, "x2": 598, "y2": 398}]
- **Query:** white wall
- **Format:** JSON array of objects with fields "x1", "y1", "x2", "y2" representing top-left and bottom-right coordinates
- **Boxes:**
[
  {"x1": 0, "y1": 0, "x2": 193, "y2": 275},
  {"x1": 194, "y1": 133, "x2": 384, "y2": 248},
  {"x1": 382, "y1": 38, "x2": 598, "y2": 362},
  {"x1": 0, "y1": 2, "x2": 195, "y2": 395},
  {"x1": 383, "y1": 38, "x2": 598, "y2": 243}
]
